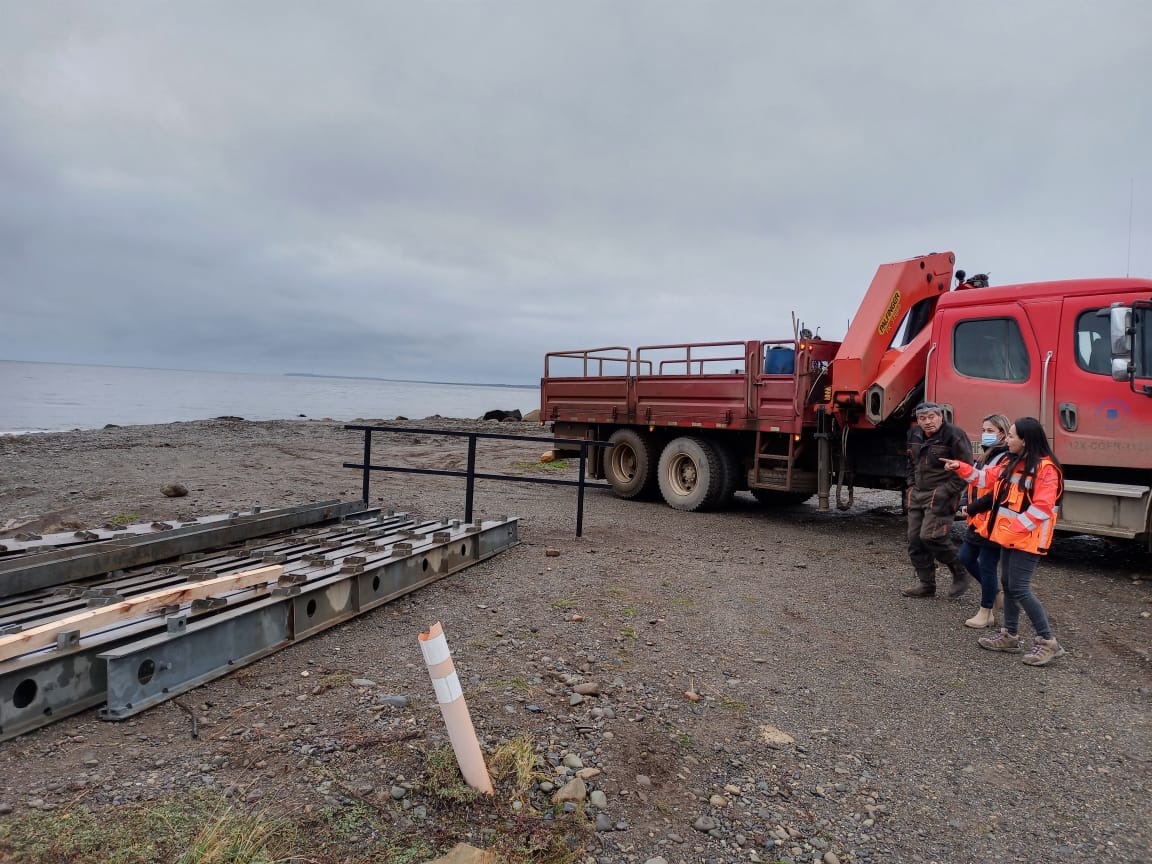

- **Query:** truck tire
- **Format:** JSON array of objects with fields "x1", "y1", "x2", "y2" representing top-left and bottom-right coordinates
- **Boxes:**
[
  {"x1": 712, "y1": 442, "x2": 741, "y2": 509},
  {"x1": 604, "y1": 429, "x2": 657, "y2": 499},
  {"x1": 658, "y1": 436, "x2": 722, "y2": 512},
  {"x1": 751, "y1": 489, "x2": 812, "y2": 507}
]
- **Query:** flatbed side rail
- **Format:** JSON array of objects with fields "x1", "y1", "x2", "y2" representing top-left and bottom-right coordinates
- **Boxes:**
[
  {"x1": 636, "y1": 341, "x2": 751, "y2": 376},
  {"x1": 344, "y1": 425, "x2": 611, "y2": 537},
  {"x1": 544, "y1": 347, "x2": 653, "y2": 378}
]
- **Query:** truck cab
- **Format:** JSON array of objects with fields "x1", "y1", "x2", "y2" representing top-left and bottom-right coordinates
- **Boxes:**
[{"x1": 926, "y1": 280, "x2": 1152, "y2": 541}]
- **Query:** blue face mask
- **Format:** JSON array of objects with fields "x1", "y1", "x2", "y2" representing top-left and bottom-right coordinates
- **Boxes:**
[{"x1": 980, "y1": 432, "x2": 1000, "y2": 447}]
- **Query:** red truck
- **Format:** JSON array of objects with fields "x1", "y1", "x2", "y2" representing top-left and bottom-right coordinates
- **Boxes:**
[{"x1": 540, "y1": 252, "x2": 1152, "y2": 545}]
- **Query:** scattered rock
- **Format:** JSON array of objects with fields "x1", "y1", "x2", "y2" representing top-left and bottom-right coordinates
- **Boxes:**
[
  {"x1": 482, "y1": 409, "x2": 522, "y2": 422},
  {"x1": 759, "y1": 724, "x2": 795, "y2": 746},
  {"x1": 589, "y1": 789, "x2": 608, "y2": 808},
  {"x1": 161, "y1": 483, "x2": 189, "y2": 498},
  {"x1": 545, "y1": 548, "x2": 561, "y2": 557},
  {"x1": 349, "y1": 678, "x2": 376, "y2": 688},
  {"x1": 376, "y1": 694, "x2": 409, "y2": 708},
  {"x1": 552, "y1": 777, "x2": 587, "y2": 804},
  {"x1": 424, "y1": 843, "x2": 498, "y2": 864},
  {"x1": 692, "y1": 815, "x2": 717, "y2": 832},
  {"x1": 573, "y1": 682, "x2": 601, "y2": 696}
]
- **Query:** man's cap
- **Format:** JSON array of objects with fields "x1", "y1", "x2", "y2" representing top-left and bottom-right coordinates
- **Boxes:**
[{"x1": 914, "y1": 402, "x2": 943, "y2": 416}]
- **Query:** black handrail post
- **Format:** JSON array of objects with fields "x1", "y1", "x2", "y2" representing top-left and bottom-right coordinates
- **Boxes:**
[
  {"x1": 576, "y1": 442, "x2": 588, "y2": 538},
  {"x1": 464, "y1": 434, "x2": 477, "y2": 523},
  {"x1": 361, "y1": 429, "x2": 373, "y2": 506}
]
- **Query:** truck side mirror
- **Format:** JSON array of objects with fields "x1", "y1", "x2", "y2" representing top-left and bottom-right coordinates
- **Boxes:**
[
  {"x1": 1109, "y1": 304, "x2": 1132, "y2": 355},
  {"x1": 1108, "y1": 304, "x2": 1133, "y2": 382}
]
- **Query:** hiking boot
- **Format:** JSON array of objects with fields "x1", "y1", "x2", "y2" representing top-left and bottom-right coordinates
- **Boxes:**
[
  {"x1": 978, "y1": 628, "x2": 1023, "y2": 653},
  {"x1": 900, "y1": 581, "x2": 935, "y2": 598},
  {"x1": 964, "y1": 606, "x2": 996, "y2": 629},
  {"x1": 946, "y1": 560, "x2": 972, "y2": 599},
  {"x1": 1022, "y1": 637, "x2": 1066, "y2": 667}
]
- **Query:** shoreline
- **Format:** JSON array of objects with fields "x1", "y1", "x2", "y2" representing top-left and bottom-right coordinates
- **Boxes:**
[{"x1": 0, "y1": 411, "x2": 544, "y2": 438}]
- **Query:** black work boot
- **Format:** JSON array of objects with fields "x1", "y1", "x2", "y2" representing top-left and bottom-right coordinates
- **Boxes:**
[
  {"x1": 946, "y1": 560, "x2": 972, "y2": 599},
  {"x1": 901, "y1": 569, "x2": 936, "y2": 598}
]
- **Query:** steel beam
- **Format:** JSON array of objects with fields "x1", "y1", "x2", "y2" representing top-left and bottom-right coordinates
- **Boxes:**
[
  {"x1": 100, "y1": 518, "x2": 519, "y2": 719},
  {"x1": 0, "y1": 501, "x2": 369, "y2": 597}
]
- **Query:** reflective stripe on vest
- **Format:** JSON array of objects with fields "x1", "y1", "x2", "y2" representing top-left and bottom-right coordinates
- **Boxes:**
[{"x1": 988, "y1": 458, "x2": 1061, "y2": 554}]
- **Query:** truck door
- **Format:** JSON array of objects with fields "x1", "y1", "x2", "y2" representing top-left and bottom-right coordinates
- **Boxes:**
[
  {"x1": 929, "y1": 304, "x2": 1042, "y2": 438},
  {"x1": 1052, "y1": 296, "x2": 1148, "y2": 467}
]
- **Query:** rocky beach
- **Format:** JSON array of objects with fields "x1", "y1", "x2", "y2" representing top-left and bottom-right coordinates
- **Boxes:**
[{"x1": 0, "y1": 417, "x2": 1149, "y2": 863}]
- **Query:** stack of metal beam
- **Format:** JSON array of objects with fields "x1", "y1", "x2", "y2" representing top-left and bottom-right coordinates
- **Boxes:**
[{"x1": 0, "y1": 501, "x2": 519, "y2": 740}]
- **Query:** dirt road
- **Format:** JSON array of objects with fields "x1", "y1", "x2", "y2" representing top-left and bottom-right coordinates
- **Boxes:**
[{"x1": 1, "y1": 419, "x2": 1149, "y2": 863}]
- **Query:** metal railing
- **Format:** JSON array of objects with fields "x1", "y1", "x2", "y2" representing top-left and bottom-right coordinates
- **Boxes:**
[{"x1": 344, "y1": 425, "x2": 612, "y2": 537}]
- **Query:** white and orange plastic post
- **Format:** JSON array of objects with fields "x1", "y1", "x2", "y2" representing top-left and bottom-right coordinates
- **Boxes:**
[{"x1": 419, "y1": 621, "x2": 494, "y2": 795}]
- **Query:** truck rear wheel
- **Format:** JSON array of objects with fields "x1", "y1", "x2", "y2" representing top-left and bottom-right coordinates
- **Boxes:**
[
  {"x1": 712, "y1": 442, "x2": 741, "y2": 509},
  {"x1": 604, "y1": 429, "x2": 657, "y2": 499},
  {"x1": 658, "y1": 436, "x2": 721, "y2": 512}
]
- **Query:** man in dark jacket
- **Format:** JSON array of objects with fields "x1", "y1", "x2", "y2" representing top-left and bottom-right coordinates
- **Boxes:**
[{"x1": 901, "y1": 402, "x2": 974, "y2": 598}]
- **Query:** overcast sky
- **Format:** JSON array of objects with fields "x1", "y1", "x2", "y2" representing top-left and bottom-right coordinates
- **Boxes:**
[{"x1": 1, "y1": 2, "x2": 1149, "y2": 385}]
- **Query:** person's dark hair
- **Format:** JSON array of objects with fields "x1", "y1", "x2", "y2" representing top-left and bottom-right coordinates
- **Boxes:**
[{"x1": 1003, "y1": 416, "x2": 1062, "y2": 493}]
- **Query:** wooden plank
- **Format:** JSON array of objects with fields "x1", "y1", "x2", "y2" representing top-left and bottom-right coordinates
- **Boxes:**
[{"x1": 0, "y1": 565, "x2": 284, "y2": 663}]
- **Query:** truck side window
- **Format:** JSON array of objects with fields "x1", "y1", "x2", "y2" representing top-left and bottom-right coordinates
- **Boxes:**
[
  {"x1": 952, "y1": 318, "x2": 1030, "y2": 381},
  {"x1": 1075, "y1": 308, "x2": 1111, "y2": 375}
]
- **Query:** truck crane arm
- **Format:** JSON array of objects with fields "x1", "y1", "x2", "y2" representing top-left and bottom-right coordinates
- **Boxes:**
[{"x1": 828, "y1": 251, "x2": 956, "y2": 428}]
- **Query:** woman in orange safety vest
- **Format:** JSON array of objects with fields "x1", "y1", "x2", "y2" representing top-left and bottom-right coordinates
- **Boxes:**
[
  {"x1": 955, "y1": 413, "x2": 1011, "y2": 629},
  {"x1": 942, "y1": 416, "x2": 1065, "y2": 666}
]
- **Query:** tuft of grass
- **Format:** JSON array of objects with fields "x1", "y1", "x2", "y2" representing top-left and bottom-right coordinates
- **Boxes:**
[
  {"x1": 607, "y1": 586, "x2": 625, "y2": 597},
  {"x1": 111, "y1": 513, "x2": 142, "y2": 526},
  {"x1": 549, "y1": 599, "x2": 578, "y2": 609},
  {"x1": 424, "y1": 746, "x2": 483, "y2": 804},
  {"x1": 488, "y1": 735, "x2": 548, "y2": 796},
  {"x1": 488, "y1": 676, "x2": 533, "y2": 693},
  {"x1": 513, "y1": 459, "x2": 570, "y2": 472},
  {"x1": 671, "y1": 596, "x2": 694, "y2": 606},
  {"x1": 618, "y1": 606, "x2": 637, "y2": 617},
  {"x1": 619, "y1": 627, "x2": 636, "y2": 640},
  {"x1": 175, "y1": 804, "x2": 294, "y2": 864},
  {"x1": 718, "y1": 697, "x2": 749, "y2": 713},
  {"x1": 0, "y1": 789, "x2": 298, "y2": 864}
]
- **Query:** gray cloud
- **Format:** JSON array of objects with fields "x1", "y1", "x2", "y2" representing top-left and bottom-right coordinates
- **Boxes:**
[{"x1": 1, "y1": 1, "x2": 1150, "y2": 383}]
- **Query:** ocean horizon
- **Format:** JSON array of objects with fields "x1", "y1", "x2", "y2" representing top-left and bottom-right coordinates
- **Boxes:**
[{"x1": 0, "y1": 360, "x2": 540, "y2": 435}]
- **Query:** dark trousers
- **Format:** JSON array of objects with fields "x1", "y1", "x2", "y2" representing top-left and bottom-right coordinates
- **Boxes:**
[
  {"x1": 907, "y1": 506, "x2": 960, "y2": 579},
  {"x1": 958, "y1": 540, "x2": 1002, "y2": 609},
  {"x1": 1000, "y1": 547, "x2": 1053, "y2": 639}
]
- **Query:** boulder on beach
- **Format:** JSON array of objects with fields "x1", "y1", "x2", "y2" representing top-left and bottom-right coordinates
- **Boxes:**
[
  {"x1": 482, "y1": 409, "x2": 522, "y2": 422},
  {"x1": 522, "y1": 409, "x2": 541, "y2": 422}
]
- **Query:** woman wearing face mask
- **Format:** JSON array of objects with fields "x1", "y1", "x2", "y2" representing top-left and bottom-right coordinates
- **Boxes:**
[
  {"x1": 942, "y1": 417, "x2": 1065, "y2": 666},
  {"x1": 955, "y1": 414, "x2": 1011, "y2": 628}
]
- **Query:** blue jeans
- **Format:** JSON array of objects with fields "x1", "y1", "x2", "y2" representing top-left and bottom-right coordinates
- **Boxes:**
[
  {"x1": 1000, "y1": 547, "x2": 1053, "y2": 639},
  {"x1": 958, "y1": 540, "x2": 1001, "y2": 609}
]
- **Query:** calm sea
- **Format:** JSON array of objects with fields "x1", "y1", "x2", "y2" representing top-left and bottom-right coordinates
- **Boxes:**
[{"x1": 0, "y1": 361, "x2": 540, "y2": 435}]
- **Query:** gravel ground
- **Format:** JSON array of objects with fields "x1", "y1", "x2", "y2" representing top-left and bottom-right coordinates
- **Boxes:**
[{"x1": 0, "y1": 418, "x2": 1150, "y2": 863}]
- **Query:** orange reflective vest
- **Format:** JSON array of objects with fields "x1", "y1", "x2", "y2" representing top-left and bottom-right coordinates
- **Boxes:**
[
  {"x1": 959, "y1": 457, "x2": 1063, "y2": 555},
  {"x1": 966, "y1": 450, "x2": 1007, "y2": 537}
]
